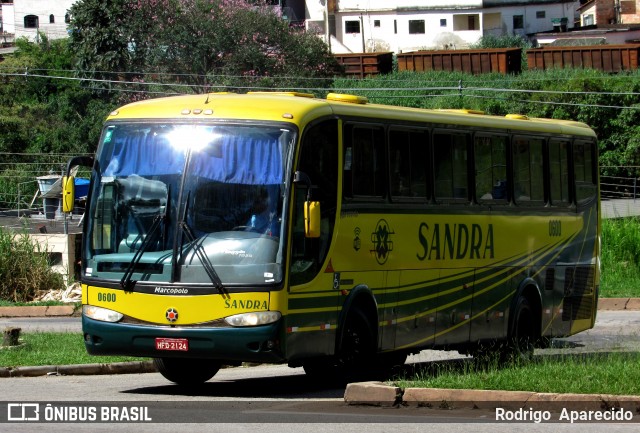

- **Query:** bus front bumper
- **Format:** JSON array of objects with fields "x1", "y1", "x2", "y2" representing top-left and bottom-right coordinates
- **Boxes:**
[{"x1": 82, "y1": 315, "x2": 285, "y2": 363}]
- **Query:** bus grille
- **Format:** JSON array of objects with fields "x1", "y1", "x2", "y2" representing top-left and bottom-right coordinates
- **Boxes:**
[{"x1": 562, "y1": 266, "x2": 594, "y2": 321}]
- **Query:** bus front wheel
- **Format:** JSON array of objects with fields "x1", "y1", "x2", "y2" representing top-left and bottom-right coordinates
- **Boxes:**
[
  {"x1": 337, "y1": 307, "x2": 376, "y2": 381},
  {"x1": 153, "y1": 358, "x2": 221, "y2": 386}
]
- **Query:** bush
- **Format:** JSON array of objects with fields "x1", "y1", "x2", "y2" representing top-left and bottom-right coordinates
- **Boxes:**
[{"x1": 0, "y1": 227, "x2": 64, "y2": 302}]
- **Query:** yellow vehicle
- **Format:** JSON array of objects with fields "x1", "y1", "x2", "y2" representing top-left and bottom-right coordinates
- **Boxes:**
[{"x1": 64, "y1": 92, "x2": 600, "y2": 385}]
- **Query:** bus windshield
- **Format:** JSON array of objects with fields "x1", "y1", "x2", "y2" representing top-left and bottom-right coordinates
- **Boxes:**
[{"x1": 84, "y1": 122, "x2": 294, "y2": 288}]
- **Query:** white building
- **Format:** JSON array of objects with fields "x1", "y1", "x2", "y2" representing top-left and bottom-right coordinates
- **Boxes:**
[
  {"x1": 301, "y1": 0, "x2": 582, "y2": 53},
  {"x1": 3, "y1": 0, "x2": 75, "y2": 42},
  {"x1": 3, "y1": 0, "x2": 581, "y2": 53}
]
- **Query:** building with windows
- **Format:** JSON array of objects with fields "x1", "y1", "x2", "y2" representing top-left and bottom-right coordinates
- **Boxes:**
[
  {"x1": 535, "y1": 1, "x2": 640, "y2": 46},
  {"x1": 299, "y1": 0, "x2": 582, "y2": 53},
  {"x1": 578, "y1": 0, "x2": 640, "y2": 27},
  {"x1": 2, "y1": 0, "x2": 74, "y2": 42}
]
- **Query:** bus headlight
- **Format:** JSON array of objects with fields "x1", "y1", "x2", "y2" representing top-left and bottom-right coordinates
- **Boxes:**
[
  {"x1": 224, "y1": 311, "x2": 281, "y2": 327},
  {"x1": 83, "y1": 305, "x2": 124, "y2": 323}
]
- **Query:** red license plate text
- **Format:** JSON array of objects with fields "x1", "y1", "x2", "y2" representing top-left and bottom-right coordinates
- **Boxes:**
[{"x1": 155, "y1": 338, "x2": 189, "y2": 351}]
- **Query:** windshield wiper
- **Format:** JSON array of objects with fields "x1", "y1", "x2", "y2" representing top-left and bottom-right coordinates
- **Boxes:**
[
  {"x1": 177, "y1": 191, "x2": 228, "y2": 298},
  {"x1": 120, "y1": 185, "x2": 171, "y2": 290}
]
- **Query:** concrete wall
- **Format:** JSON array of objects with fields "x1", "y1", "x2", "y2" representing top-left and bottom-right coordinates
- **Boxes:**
[
  {"x1": 1, "y1": 4, "x2": 15, "y2": 34},
  {"x1": 12, "y1": 0, "x2": 74, "y2": 42},
  {"x1": 328, "y1": 3, "x2": 578, "y2": 53},
  {"x1": 28, "y1": 233, "x2": 79, "y2": 285},
  {"x1": 621, "y1": 0, "x2": 640, "y2": 24}
]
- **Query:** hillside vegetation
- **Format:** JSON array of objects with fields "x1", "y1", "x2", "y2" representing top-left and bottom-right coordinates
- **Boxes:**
[{"x1": 2, "y1": 31, "x2": 640, "y2": 300}]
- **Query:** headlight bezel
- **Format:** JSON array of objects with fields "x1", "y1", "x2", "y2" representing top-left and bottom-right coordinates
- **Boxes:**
[
  {"x1": 82, "y1": 304, "x2": 124, "y2": 323},
  {"x1": 224, "y1": 311, "x2": 281, "y2": 327}
]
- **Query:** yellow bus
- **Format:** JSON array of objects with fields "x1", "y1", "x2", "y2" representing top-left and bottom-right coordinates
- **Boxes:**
[{"x1": 63, "y1": 92, "x2": 600, "y2": 385}]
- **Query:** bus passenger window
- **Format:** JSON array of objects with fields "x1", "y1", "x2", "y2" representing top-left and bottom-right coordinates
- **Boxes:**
[
  {"x1": 574, "y1": 141, "x2": 596, "y2": 204},
  {"x1": 549, "y1": 140, "x2": 570, "y2": 206},
  {"x1": 433, "y1": 132, "x2": 468, "y2": 201},
  {"x1": 389, "y1": 129, "x2": 428, "y2": 200},
  {"x1": 512, "y1": 137, "x2": 544, "y2": 204},
  {"x1": 346, "y1": 125, "x2": 385, "y2": 199},
  {"x1": 474, "y1": 135, "x2": 507, "y2": 203}
]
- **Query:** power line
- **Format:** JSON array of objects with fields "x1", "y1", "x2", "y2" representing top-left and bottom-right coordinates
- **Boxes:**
[
  {"x1": 2, "y1": 70, "x2": 640, "y2": 111},
  {"x1": 3, "y1": 69, "x2": 640, "y2": 96}
]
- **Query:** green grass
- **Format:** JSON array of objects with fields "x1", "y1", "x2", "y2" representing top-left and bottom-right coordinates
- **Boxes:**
[
  {"x1": 601, "y1": 217, "x2": 640, "y2": 298},
  {"x1": 0, "y1": 300, "x2": 78, "y2": 307},
  {"x1": 0, "y1": 332, "x2": 144, "y2": 368},
  {"x1": 393, "y1": 352, "x2": 640, "y2": 395}
]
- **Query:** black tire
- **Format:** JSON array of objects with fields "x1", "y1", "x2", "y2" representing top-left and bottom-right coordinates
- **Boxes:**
[
  {"x1": 153, "y1": 358, "x2": 221, "y2": 386},
  {"x1": 502, "y1": 296, "x2": 536, "y2": 364},
  {"x1": 336, "y1": 308, "x2": 376, "y2": 382},
  {"x1": 377, "y1": 351, "x2": 408, "y2": 370}
]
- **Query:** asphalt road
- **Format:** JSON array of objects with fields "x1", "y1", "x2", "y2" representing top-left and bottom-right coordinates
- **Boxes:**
[{"x1": 1, "y1": 311, "x2": 639, "y2": 431}]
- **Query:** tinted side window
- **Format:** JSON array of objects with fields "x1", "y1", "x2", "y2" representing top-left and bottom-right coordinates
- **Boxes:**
[
  {"x1": 474, "y1": 135, "x2": 508, "y2": 203},
  {"x1": 574, "y1": 141, "x2": 597, "y2": 204},
  {"x1": 389, "y1": 129, "x2": 428, "y2": 200},
  {"x1": 549, "y1": 139, "x2": 570, "y2": 206},
  {"x1": 513, "y1": 137, "x2": 544, "y2": 204},
  {"x1": 343, "y1": 124, "x2": 385, "y2": 199},
  {"x1": 433, "y1": 132, "x2": 469, "y2": 201}
]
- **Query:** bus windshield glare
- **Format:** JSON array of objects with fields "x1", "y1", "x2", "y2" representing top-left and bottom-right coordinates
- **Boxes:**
[{"x1": 85, "y1": 123, "x2": 294, "y2": 287}]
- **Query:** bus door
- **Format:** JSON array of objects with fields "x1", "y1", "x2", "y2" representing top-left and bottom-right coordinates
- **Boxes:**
[
  {"x1": 285, "y1": 119, "x2": 340, "y2": 360},
  {"x1": 434, "y1": 267, "x2": 475, "y2": 348}
]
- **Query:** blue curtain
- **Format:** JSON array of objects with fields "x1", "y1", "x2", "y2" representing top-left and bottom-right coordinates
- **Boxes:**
[
  {"x1": 104, "y1": 129, "x2": 283, "y2": 186},
  {"x1": 191, "y1": 134, "x2": 283, "y2": 185},
  {"x1": 104, "y1": 131, "x2": 186, "y2": 177}
]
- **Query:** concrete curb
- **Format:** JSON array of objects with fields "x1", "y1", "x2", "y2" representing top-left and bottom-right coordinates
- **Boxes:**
[
  {"x1": 0, "y1": 305, "x2": 76, "y2": 317},
  {"x1": 598, "y1": 298, "x2": 640, "y2": 310},
  {"x1": 344, "y1": 382, "x2": 640, "y2": 412},
  {"x1": 0, "y1": 361, "x2": 157, "y2": 378}
]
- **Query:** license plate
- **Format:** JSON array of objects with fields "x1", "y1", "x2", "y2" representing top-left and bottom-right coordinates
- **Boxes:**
[{"x1": 155, "y1": 338, "x2": 189, "y2": 351}]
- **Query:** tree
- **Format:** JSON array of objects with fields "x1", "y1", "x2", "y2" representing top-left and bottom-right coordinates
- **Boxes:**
[
  {"x1": 67, "y1": 0, "x2": 134, "y2": 79},
  {"x1": 0, "y1": 36, "x2": 114, "y2": 210},
  {"x1": 68, "y1": 0, "x2": 342, "y2": 93}
]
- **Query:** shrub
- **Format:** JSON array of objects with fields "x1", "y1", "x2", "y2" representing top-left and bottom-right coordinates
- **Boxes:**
[{"x1": 0, "y1": 227, "x2": 64, "y2": 302}]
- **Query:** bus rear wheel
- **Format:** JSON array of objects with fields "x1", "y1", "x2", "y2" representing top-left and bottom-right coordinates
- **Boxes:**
[
  {"x1": 503, "y1": 296, "x2": 536, "y2": 364},
  {"x1": 153, "y1": 358, "x2": 221, "y2": 386}
]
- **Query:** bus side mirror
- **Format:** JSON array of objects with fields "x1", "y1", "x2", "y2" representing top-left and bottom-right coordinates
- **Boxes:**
[
  {"x1": 304, "y1": 201, "x2": 321, "y2": 238},
  {"x1": 63, "y1": 155, "x2": 94, "y2": 214},
  {"x1": 62, "y1": 176, "x2": 75, "y2": 213}
]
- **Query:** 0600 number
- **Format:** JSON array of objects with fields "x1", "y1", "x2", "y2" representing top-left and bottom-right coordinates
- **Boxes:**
[{"x1": 97, "y1": 292, "x2": 116, "y2": 302}]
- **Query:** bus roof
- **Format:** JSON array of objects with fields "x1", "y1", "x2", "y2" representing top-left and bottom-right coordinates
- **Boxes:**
[{"x1": 106, "y1": 92, "x2": 597, "y2": 138}]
